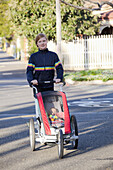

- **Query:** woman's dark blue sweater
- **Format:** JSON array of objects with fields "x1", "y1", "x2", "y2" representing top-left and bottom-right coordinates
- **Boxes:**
[{"x1": 26, "y1": 48, "x2": 63, "y2": 90}]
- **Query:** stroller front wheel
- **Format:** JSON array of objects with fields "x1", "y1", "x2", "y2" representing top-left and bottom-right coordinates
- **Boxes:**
[
  {"x1": 29, "y1": 118, "x2": 35, "y2": 151},
  {"x1": 70, "y1": 115, "x2": 78, "y2": 149},
  {"x1": 57, "y1": 129, "x2": 64, "y2": 159}
]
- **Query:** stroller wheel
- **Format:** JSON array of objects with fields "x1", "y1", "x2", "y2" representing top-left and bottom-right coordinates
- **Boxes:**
[
  {"x1": 29, "y1": 118, "x2": 35, "y2": 151},
  {"x1": 57, "y1": 129, "x2": 64, "y2": 159},
  {"x1": 70, "y1": 115, "x2": 78, "y2": 149}
]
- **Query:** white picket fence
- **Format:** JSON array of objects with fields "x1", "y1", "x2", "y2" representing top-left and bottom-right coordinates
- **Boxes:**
[
  {"x1": 60, "y1": 35, "x2": 113, "y2": 70},
  {"x1": 7, "y1": 35, "x2": 113, "y2": 71}
]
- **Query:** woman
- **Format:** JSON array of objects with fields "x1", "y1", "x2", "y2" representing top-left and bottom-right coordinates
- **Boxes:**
[
  {"x1": 26, "y1": 33, "x2": 63, "y2": 92},
  {"x1": 26, "y1": 33, "x2": 63, "y2": 120}
]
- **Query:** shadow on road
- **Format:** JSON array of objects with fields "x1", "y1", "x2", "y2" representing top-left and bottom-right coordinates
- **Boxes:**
[
  {"x1": 1, "y1": 51, "x2": 113, "y2": 167},
  {"x1": 63, "y1": 90, "x2": 113, "y2": 159}
]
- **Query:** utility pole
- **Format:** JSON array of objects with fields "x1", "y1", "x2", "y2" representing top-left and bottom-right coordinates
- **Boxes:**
[{"x1": 56, "y1": 0, "x2": 62, "y2": 62}]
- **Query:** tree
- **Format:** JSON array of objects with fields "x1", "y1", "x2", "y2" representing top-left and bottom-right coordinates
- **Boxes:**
[
  {"x1": 1, "y1": 0, "x2": 113, "y2": 40},
  {"x1": 0, "y1": 0, "x2": 12, "y2": 38},
  {"x1": 60, "y1": 0, "x2": 100, "y2": 40},
  {"x1": 9, "y1": 0, "x2": 56, "y2": 40},
  {"x1": 8, "y1": 0, "x2": 100, "y2": 41},
  {"x1": 56, "y1": 0, "x2": 62, "y2": 60}
]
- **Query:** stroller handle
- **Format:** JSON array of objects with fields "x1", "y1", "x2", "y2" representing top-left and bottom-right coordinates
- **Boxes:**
[
  {"x1": 31, "y1": 80, "x2": 65, "y2": 86},
  {"x1": 31, "y1": 80, "x2": 65, "y2": 93},
  {"x1": 39, "y1": 80, "x2": 65, "y2": 86}
]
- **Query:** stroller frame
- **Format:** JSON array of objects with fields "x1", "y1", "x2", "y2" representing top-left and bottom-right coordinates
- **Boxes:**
[{"x1": 29, "y1": 82, "x2": 78, "y2": 159}]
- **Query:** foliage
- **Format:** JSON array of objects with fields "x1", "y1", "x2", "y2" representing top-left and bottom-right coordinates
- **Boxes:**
[
  {"x1": 61, "y1": 0, "x2": 100, "y2": 40},
  {"x1": 8, "y1": 0, "x2": 100, "y2": 41},
  {"x1": 9, "y1": 0, "x2": 56, "y2": 40},
  {"x1": 64, "y1": 69, "x2": 113, "y2": 82},
  {"x1": 0, "y1": 0, "x2": 12, "y2": 37},
  {"x1": 28, "y1": 40, "x2": 38, "y2": 56},
  {"x1": 0, "y1": 0, "x2": 100, "y2": 55}
]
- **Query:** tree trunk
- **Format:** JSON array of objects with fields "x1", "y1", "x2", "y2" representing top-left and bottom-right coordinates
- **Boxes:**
[{"x1": 56, "y1": 0, "x2": 62, "y2": 62}]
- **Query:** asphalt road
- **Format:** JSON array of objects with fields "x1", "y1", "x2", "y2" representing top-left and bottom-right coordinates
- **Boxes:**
[{"x1": 0, "y1": 51, "x2": 113, "y2": 170}]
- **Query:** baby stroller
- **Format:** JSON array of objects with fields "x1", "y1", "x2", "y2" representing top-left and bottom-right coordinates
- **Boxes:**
[{"x1": 29, "y1": 81, "x2": 78, "y2": 159}]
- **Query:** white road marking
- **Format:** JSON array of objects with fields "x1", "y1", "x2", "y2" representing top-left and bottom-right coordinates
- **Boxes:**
[
  {"x1": 0, "y1": 114, "x2": 35, "y2": 121},
  {"x1": 68, "y1": 98, "x2": 113, "y2": 107},
  {"x1": 2, "y1": 72, "x2": 13, "y2": 75}
]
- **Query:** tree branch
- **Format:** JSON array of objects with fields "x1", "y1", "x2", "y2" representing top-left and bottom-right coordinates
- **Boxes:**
[
  {"x1": 60, "y1": 0, "x2": 92, "y2": 11},
  {"x1": 84, "y1": 0, "x2": 113, "y2": 10},
  {"x1": 84, "y1": 0, "x2": 101, "y2": 7},
  {"x1": 60, "y1": 0, "x2": 113, "y2": 11},
  {"x1": 100, "y1": 1, "x2": 113, "y2": 8}
]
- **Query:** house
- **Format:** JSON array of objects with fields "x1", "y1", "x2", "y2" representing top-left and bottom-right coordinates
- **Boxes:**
[
  {"x1": 99, "y1": 10, "x2": 113, "y2": 34},
  {"x1": 84, "y1": 0, "x2": 113, "y2": 35}
]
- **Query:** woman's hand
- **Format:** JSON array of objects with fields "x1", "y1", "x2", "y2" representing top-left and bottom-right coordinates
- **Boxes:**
[{"x1": 31, "y1": 79, "x2": 38, "y2": 85}]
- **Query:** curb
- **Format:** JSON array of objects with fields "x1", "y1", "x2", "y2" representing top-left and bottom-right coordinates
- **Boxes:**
[{"x1": 65, "y1": 79, "x2": 113, "y2": 85}]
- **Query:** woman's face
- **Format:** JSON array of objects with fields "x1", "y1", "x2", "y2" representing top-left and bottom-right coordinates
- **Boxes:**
[{"x1": 37, "y1": 37, "x2": 47, "y2": 50}]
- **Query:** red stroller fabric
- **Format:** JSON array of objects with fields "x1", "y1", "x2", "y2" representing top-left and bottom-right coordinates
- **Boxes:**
[
  {"x1": 36, "y1": 91, "x2": 71, "y2": 135},
  {"x1": 37, "y1": 92, "x2": 51, "y2": 135}
]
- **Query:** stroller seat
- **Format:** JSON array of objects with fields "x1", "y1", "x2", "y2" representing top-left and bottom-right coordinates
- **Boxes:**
[
  {"x1": 49, "y1": 111, "x2": 64, "y2": 128},
  {"x1": 42, "y1": 91, "x2": 64, "y2": 128},
  {"x1": 36, "y1": 91, "x2": 71, "y2": 135}
]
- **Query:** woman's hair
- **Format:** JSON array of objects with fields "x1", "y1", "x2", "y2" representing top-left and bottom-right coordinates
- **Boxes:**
[{"x1": 35, "y1": 33, "x2": 47, "y2": 45}]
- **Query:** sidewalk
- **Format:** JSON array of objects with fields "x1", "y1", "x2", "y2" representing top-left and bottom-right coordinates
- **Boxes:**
[
  {"x1": 65, "y1": 78, "x2": 113, "y2": 85},
  {"x1": 0, "y1": 51, "x2": 34, "y2": 115},
  {"x1": 0, "y1": 51, "x2": 27, "y2": 84},
  {"x1": 1, "y1": 51, "x2": 113, "y2": 86}
]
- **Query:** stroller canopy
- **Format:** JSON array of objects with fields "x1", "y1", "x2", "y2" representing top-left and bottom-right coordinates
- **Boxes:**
[{"x1": 36, "y1": 91, "x2": 71, "y2": 135}]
